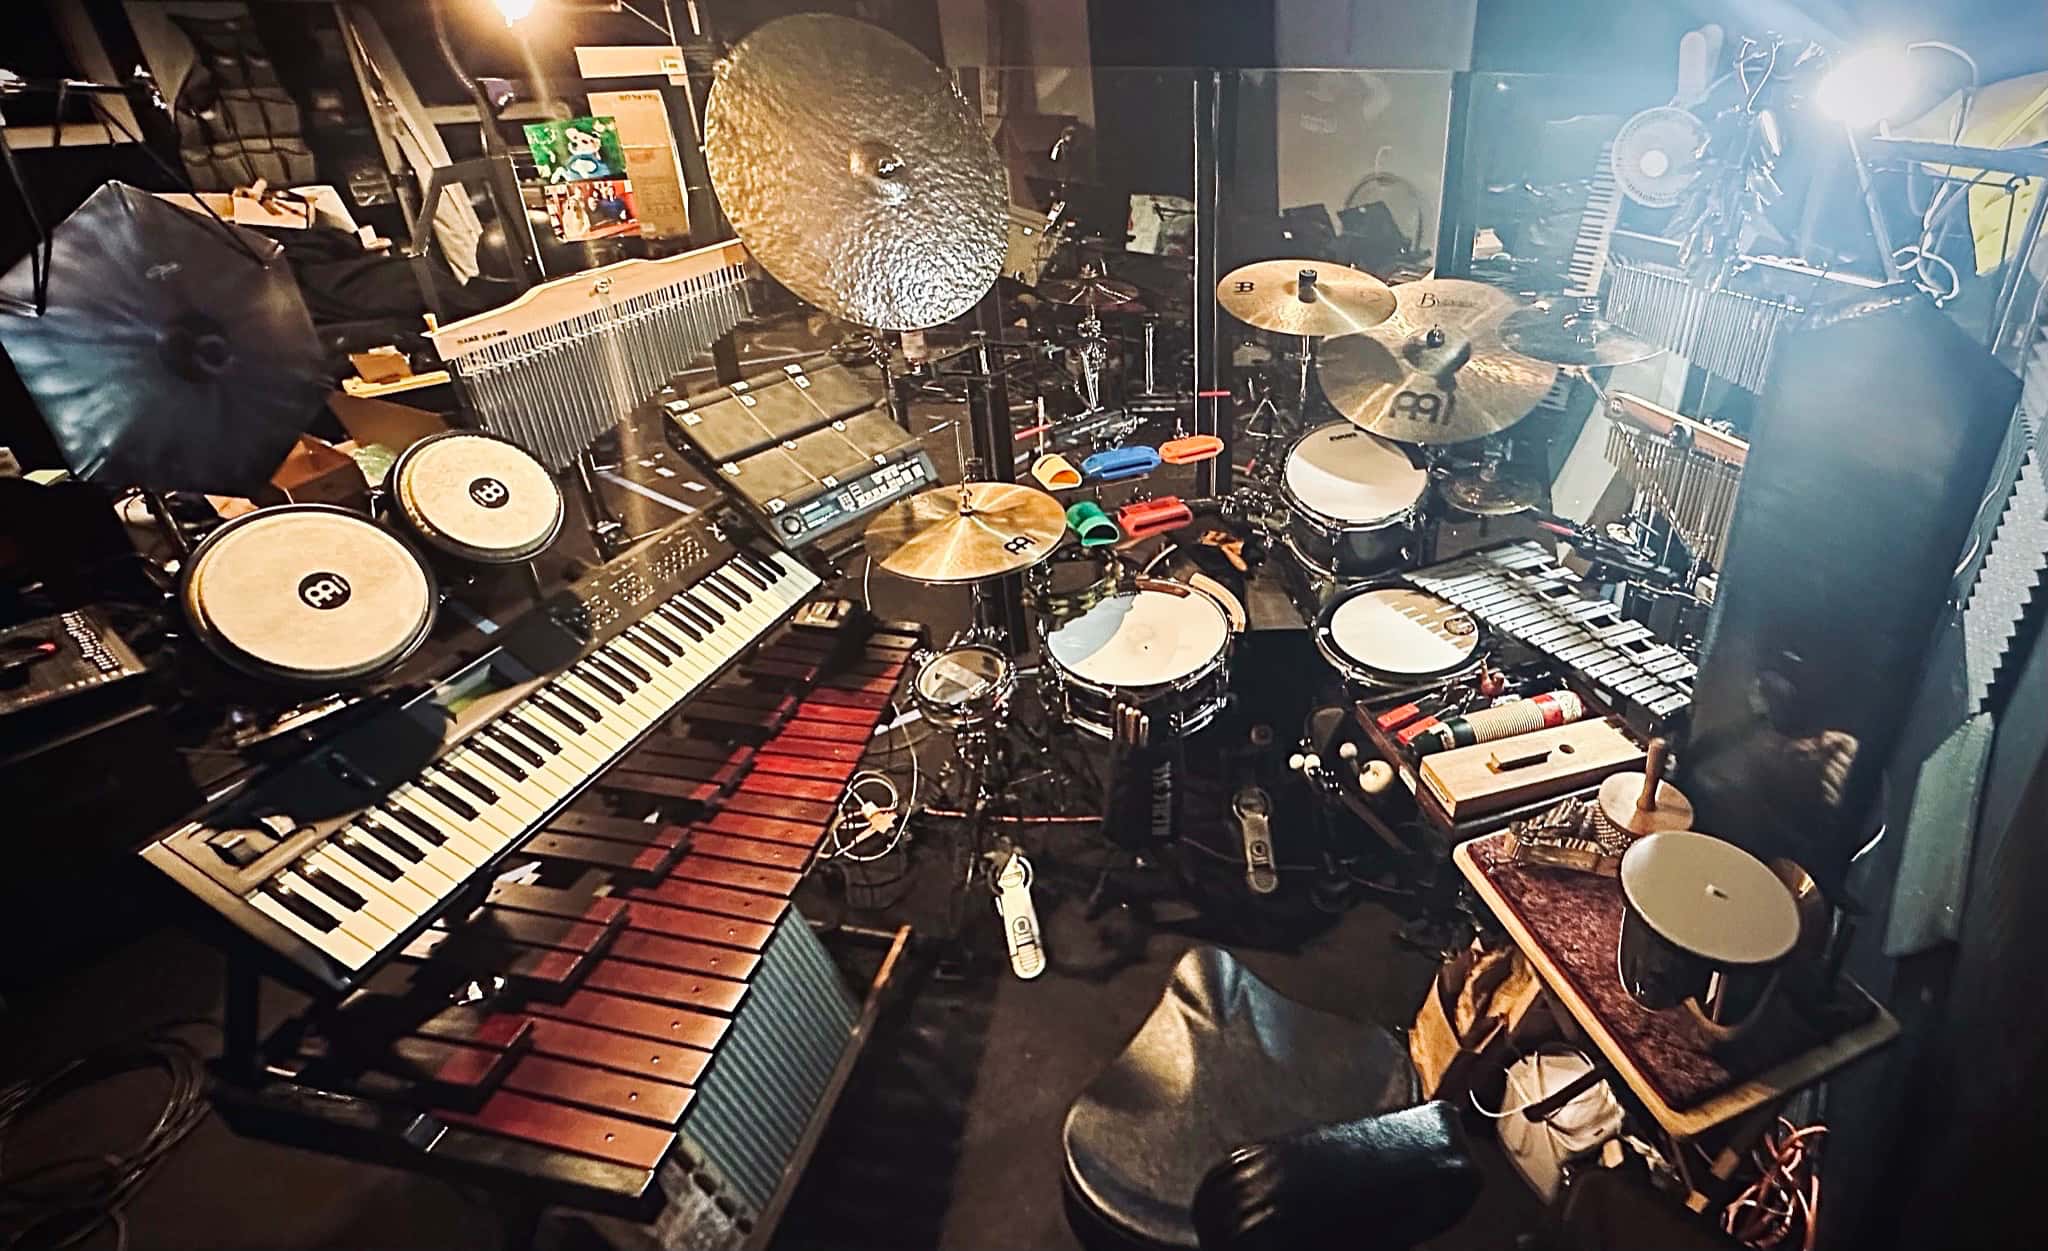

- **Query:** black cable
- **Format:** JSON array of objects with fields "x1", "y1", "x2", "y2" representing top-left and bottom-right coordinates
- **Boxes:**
[{"x1": 0, "y1": 1021, "x2": 216, "y2": 1251}]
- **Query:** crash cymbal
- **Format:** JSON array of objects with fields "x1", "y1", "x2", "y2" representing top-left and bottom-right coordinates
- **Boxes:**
[
  {"x1": 1440, "y1": 465, "x2": 1547, "y2": 516},
  {"x1": 705, "y1": 14, "x2": 1008, "y2": 330},
  {"x1": 1039, "y1": 273, "x2": 1143, "y2": 308},
  {"x1": 1498, "y1": 298, "x2": 1664, "y2": 367},
  {"x1": 1216, "y1": 259, "x2": 1396, "y2": 337},
  {"x1": 864, "y1": 482, "x2": 1067, "y2": 583},
  {"x1": 1318, "y1": 278, "x2": 1557, "y2": 446}
]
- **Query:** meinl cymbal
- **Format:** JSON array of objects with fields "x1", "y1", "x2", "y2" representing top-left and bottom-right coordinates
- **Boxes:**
[
  {"x1": 1318, "y1": 278, "x2": 1557, "y2": 446},
  {"x1": 1440, "y1": 465, "x2": 1547, "y2": 516},
  {"x1": 704, "y1": 15, "x2": 1008, "y2": 331},
  {"x1": 1216, "y1": 259, "x2": 1396, "y2": 337},
  {"x1": 1498, "y1": 298, "x2": 1665, "y2": 367},
  {"x1": 864, "y1": 483, "x2": 1067, "y2": 583}
]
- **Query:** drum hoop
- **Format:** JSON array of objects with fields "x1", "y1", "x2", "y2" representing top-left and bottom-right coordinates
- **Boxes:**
[
  {"x1": 1027, "y1": 550, "x2": 1118, "y2": 621},
  {"x1": 181, "y1": 502, "x2": 440, "y2": 684},
  {"x1": 1282, "y1": 422, "x2": 1427, "y2": 531},
  {"x1": 914, "y1": 644, "x2": 1015, "y2": 703},
  {"x1": 391, "y1": 429, "x2": 565, "y2": 564},
  {"x1": 1312, "y1": 580, "x2": 1486, "y2": 688}
]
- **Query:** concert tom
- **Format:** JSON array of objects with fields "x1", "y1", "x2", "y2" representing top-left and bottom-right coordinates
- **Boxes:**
[
  {"x1": 1314, "y1": 583, "x2": 1485, "y2": 691},
  {"x1": 180, "y1": 504, "x2": 437, "y2": 686},
  {"x1": 1280, "y1": 421, "x2": 1429, "y2": 579},
  {"x1": 1041, "y1": 581, "x2": 1232, "y2": 746},
  {"x1": 911, "y1": 643, "x2": 1016, "y2": 733},
  {"x1": 386, "y1": 431, "x2": 564, "y2": 566}
]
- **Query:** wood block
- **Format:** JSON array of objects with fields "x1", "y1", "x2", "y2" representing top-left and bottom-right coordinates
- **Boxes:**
[{"x1": 1419, "y1": 718, "x2": 1644, "y2": 820}]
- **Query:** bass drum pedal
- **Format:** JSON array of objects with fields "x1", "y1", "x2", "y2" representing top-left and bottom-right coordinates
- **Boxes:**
[{"x1": 1231, "y1": 786, "x2": 1280, "y2": 895}]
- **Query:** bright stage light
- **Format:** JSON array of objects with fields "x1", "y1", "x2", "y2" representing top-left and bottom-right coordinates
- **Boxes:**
[
  {"x1": 1816, "y1": 48, "x2": 1919, "y2": 128},
  {"x1": 494, "y1": 0, "x2": 539, "y2": 25}
]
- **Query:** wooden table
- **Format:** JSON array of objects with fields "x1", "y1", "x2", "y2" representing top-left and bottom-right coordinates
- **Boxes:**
[{"x1": 1453, "y1": 836, "x2": 1899, "y2": 1203}]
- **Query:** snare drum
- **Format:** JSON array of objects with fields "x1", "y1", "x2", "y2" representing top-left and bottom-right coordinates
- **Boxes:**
[
  {"x1": 1041, "y1": 583, "x2": 1231, "y2": 745},
  {"x1": 181, "y1": 504, "x2": 438, "y2": 686},
  {"x1": 911, "y1": 643, "x2": 1016, "y2": 732},
  {"x1": 1281, "y1": 421, "x2": 1429, "y2": 578},
  {"x1": 1314, "y1": 583, "x2": 1485, "y2": 690},
  {"x1": 388, "y1": 430, "x2": 564, "y2": 565}
]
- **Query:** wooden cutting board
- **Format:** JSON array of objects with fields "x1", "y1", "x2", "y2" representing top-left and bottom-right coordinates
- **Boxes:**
[{"x1": 1421, "y1": 719, "x2": 1644, "y2": 820}]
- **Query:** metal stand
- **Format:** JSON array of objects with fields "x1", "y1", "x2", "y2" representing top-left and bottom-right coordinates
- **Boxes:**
[
  {"x1": 575, "y1": 450, "x2": 628, "y2": 558},
  {"x1": 1295, "y1": 332, "x2": 1318, "y2": 418},
  {"x1": 966, "y1": 294, "x2": 1029, "y2": 647},
  {"x1": 1193, "y1": 70, "x2": 1230, "y2": 499}
]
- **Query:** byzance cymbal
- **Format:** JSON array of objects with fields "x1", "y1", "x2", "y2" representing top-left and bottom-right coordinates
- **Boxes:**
[
  {"x1": 864, "y1": 482, "x2": 1067, "y2": 583},
  {"x1": 1498, "y1": 298, "x2": 1664, "y2": 367},
  {"x1": 1216, "y1": 259, "x2": 1397, "y2": 337},
  {"x1": 705, "y1": 14, "x2": 1009, "y2": 330},
  {"x1": 1318, "y1": 278, "x2": 1557, "y2": 446}
]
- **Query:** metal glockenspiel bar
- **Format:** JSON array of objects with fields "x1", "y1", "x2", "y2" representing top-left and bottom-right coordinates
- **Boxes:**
[{"x1": 430, "y1": 240, "x2": 754, "y2": 471}]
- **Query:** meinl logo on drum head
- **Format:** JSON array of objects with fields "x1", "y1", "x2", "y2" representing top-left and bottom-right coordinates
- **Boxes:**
[
  {"x1": 297, "y1": 572, "x2": 352, "y2": 610},
  {"x1": 469, "y1": 477, "x2": 511, "y2": 508}
]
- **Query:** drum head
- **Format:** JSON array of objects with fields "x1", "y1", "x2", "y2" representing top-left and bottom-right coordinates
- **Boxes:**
[
  {"x1": 1045, "y1": 588, "x2": 1229, "y2": 688},
  {"x1": 1317, "y1": 585, "x2": 1480, "y2": 685},
  {"x1": 396, "y1": 432, "x2": 564, "y2": 563},
  {"x1": 916, "y1": 644, "x2": 1008, "y2": 707},
  {"x1": 185, "y1": 507, "x2": 435, "y2": 683},
  {"x1": 1285, "y1": 422, "x2": 1427, "y2": 523}
]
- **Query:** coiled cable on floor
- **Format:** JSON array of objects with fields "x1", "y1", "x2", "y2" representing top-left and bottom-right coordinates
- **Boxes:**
[
  {"x1": 1721, "y1": 1118, "x2": 1826, "y2": 1251},
  {"x1": 0, "y1": 1022, "x2": 215, "y2": 1251}
]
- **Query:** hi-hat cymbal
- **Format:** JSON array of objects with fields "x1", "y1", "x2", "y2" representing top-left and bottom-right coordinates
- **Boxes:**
[
  {"x1": 1039, "y1": 274, "x2": 1143, "y2": 308},
  {"x1": 1440, "y1": 465, "x2": 1547, "y2": 516},
  {"x1": 1216, "y1": 259, "x2": 1396, "y2": 337},
  {"x1": 1318, "y1": 278, "x2": 1558, "y2": 446},
  {"x1": 704, "y1": 14, "x2": 1008, "y2": 330},
  {"x1": 1498, "y1": 298, "x2": 1664, "y2": 367},
  {"x1": 864, "y1": 483, "x2": 1067, "y2": 583}
]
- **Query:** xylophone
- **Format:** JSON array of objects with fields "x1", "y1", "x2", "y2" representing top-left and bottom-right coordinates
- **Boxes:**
[{"x1": 210, "y1": 619, "x2": 922, "y2": 1244}]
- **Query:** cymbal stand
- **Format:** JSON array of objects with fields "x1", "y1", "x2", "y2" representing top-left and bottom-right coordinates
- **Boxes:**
[
  {"x1": 1295, "y1": 333, "x2": 1318, "y2": 419},
  {"x1": 863, "y1": 329, "x2": 907, "y2": 426},
  {"x1": 1074, "y1": 302, "x2": 1109, "y2": 414}
]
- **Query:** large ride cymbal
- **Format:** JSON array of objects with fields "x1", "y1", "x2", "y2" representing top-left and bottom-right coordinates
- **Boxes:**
[
  {"x1": 1318, "y1": 278, "x2": 1557, "y2": 446},
  {"x1": 864, "y1": 483, "x2": 1067, "y2": 583},
  {"x1": 1498, "y1": 298, "x2": 1664, "y2": 367},
  {"x1": 1217, "y1": 259, "x2": 1396, "y2": 337},
  {"x1": 704, "y1": 14, "x2": 1008, "y2": 330}
]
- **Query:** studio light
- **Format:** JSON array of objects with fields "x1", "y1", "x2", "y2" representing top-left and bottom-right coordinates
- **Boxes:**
[
  {"x1": 1815, "y1": 47, "x2": 1918, "y2": 128},
  {"x1": 494, "y1": 0, "x2": 538, "y2": 23}
]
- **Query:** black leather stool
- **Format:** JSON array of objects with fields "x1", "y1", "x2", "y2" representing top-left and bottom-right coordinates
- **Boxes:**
[{"x1": 1061, "y1": 946, "x2": 1481, "y2": 1250}]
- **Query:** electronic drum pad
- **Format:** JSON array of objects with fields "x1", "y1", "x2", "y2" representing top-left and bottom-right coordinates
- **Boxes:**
[{"x1": 181, "y1": 505, "x2": 437, "y2": 686}]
